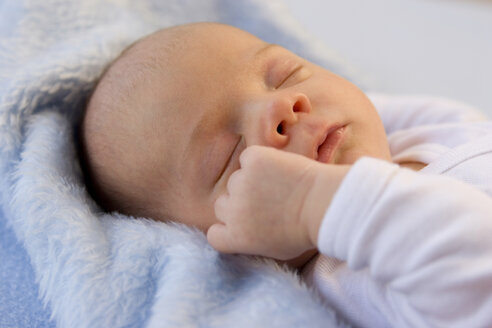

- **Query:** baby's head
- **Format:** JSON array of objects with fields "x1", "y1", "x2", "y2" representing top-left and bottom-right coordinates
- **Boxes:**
[{"x1": 81, "y1": 22, "x2": 390, "y2": 232}]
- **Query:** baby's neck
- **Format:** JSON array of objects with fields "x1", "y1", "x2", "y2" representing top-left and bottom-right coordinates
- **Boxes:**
[{"x1": 399, "y1": 161, "x2": 427, "y2": 171}]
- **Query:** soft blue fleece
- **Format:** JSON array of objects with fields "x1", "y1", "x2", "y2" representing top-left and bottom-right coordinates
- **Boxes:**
[{"x1": 0, "y1": 0, "x2": 363, "y2": 327}]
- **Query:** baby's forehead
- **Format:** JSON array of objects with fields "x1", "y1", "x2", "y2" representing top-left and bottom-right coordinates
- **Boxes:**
[
  {"x1": 99, "y1": 23, "x2": 269, "y2": 107},
  {"x1": 92, "y1": 23, "x2": 265, "y2": 160}
]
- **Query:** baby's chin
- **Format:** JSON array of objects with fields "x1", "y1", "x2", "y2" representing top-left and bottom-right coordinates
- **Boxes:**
[{"x1": 276, "y1": 249, "x2": 318, "y2": 271}]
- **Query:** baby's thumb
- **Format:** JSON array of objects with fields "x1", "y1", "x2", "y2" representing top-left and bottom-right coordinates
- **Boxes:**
[{"x1": 207, "y1": 223, "x2": 235, "y2": 254}]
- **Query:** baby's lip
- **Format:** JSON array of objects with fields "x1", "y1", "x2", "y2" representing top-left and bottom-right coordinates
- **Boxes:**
[{"x1": 315, "y1": 124, "x2": 346, "y2": 164}]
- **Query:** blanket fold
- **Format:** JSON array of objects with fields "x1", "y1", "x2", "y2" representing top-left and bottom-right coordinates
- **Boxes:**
[{"x1": 0, "y1": 0, "x2": 362, "y2": 326}]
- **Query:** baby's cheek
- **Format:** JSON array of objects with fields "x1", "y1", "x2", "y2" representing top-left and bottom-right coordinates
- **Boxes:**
[
  {"x1": 193, "y1": 198, "x2": 221, "y2": 232},
  {"x1": 211, "y1": 173, "x2": 233, "y2": 200},
  {"x1": 168, "y1": 193, "x2": 218, "y2": 232}
]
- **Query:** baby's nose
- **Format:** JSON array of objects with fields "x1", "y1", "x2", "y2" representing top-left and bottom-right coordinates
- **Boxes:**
[{"x1": 262, "y1": 93, "x2": 311, "y2": 148}]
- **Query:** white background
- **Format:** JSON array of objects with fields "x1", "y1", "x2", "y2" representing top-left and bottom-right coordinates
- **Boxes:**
[{"x1": 283, "y1": 0, "x2": 492, "y2": 117}]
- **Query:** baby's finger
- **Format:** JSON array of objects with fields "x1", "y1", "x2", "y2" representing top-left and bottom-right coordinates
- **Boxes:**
[
  {"x1": 214, "y1": 194, "x2": 230, "y2": 223},
  {"x1": 206, "y1": 223, "x2": 236, "y2": 254},
  {"x1": 239, "y1": 145, "x2": 263, "y2": 169},
  {"x1": 225, "y1": 168, "x2": 241, "y2": 194}
]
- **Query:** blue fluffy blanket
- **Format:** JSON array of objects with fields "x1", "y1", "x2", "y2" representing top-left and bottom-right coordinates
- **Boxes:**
[{"x1": 0, "y1": 1, "x2": 361, "y2": 327}]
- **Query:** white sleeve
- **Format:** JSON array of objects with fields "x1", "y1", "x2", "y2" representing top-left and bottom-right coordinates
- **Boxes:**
[
  {"x1": 317, "y1": 157, "x2": 492, "y2": 328},
  {"x1": 367, "y1": 93, "x2": 489, "y2": 135}
]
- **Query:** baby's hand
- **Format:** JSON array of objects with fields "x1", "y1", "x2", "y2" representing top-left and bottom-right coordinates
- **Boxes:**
[{"x1": 207, "y1": 145, "x2": 350, "y2": 260}]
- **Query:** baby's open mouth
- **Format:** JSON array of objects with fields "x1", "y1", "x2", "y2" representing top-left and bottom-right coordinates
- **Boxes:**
[{"x1": 316, "y1": 125, "x2": 346, "y2": 164}]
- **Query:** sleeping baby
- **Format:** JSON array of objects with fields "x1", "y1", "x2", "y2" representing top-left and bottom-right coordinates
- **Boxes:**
[{"x1": 80, "y1": 22, "x2": 492, "y2": 327}]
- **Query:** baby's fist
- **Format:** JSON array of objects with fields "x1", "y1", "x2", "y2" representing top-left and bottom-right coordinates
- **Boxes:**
[{"x1": 208, "y1": 145, "x2": 320, "y2": 260}]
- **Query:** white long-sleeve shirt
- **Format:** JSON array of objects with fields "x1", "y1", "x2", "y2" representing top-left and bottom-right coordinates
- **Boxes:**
[{"x1": 302, "y1": 94, "x2": 492, "y2": 328}]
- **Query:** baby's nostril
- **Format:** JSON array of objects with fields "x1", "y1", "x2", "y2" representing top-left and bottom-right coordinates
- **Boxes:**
[
  {"x1": 293, "y1": 101, "x2": 302, "y2": 113},
  {"x1": 277, "y1": 122, "x2": 284, "y2": 135}
]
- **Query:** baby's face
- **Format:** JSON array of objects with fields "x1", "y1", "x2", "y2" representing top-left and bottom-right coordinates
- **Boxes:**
[{"x1": 91, "y1": 23, "x2": 391, "y2": 233}]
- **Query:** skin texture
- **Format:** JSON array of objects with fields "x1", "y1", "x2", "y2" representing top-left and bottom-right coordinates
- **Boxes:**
[{"x1": 83, "y1": 22, "x2": 393, "y2": 267}]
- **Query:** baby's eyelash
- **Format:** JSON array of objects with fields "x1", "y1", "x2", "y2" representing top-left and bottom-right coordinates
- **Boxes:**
[{"x1": 276, "y1": 65, "x2": 303, "y2": 89}]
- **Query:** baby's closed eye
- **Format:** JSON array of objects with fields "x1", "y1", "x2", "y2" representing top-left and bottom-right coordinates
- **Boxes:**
[{"x1": 276, "y1": 65, "x2": 311, "y2": 89}]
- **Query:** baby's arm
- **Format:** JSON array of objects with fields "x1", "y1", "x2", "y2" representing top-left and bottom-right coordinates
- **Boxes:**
[
  {"x1": 320, "y1": 156, "x2": 492, "y2": 327},
  {"x1": 208, "y1": 146, "x2": 492, "y2": 327}
]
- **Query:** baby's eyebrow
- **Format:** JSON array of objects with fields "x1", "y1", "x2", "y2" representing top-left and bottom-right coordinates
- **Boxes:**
[{"x1": 255, "y1": 43, "x2": 281, "y2": 60}]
